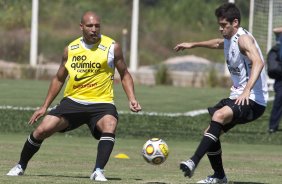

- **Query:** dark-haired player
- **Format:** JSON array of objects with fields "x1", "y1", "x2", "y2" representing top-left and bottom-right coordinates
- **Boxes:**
[{"x1": 174, "y1": 3, "x2": 268, "y2": 183}]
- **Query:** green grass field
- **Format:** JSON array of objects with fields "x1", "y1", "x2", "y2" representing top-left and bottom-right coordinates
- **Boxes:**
[
  {"x1": 1, "y1": 133, "x2": 282, "y2": 184},
  {"x1": 0, "y1": 79, "x2": 230, "y2": 112},
  {"x1": 0, "y1": 79, "x2": 281, "y2": 184}
]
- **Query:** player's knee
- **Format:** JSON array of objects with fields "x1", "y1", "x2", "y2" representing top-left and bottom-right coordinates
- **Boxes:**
[
  {"x1": 212, "y1": 111, "x2": 226, "y2": 122},
  {"x1": 33, "y1": 126, "x2": 51, "y2": 140},
  {"x1": 100, "y1": 121, "x2": 117, "y2": 133}
]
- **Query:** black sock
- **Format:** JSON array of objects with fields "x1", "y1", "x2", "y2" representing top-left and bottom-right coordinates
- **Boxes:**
[
  {"x1": 94, "y1": 133, "x2": 115, "y2": 171},
  {"x1": 207, "y1": 140, "x2": 225, "y2": 179},
  {"x1": 18, "y1": 132, "x2": 43, "y2": 170},
  {"x1": 191, "y1": 121, "x2": 223, "y2": 166}
]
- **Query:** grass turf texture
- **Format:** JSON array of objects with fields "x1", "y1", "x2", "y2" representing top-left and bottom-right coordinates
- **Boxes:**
[
  {"x1": 1, "y1": 133, "x2": 282, "y2": 184},
  {"x1": 1, "y1": 79, "x2": 282, "y2": 183},
  {"x1": 0, "y1": 79, "x2": 281, "y2": 145},
  {"x1": 0, "y1": 79, "x2": 229, "y2": 112},
  {"x1": 1, "y1": 109, "x2": 281, "y2": 145}
]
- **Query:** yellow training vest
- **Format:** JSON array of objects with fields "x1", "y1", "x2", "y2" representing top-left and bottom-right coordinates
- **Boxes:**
[{"x1": 64, "y1": 35, "x2": 115, "y2": 103}]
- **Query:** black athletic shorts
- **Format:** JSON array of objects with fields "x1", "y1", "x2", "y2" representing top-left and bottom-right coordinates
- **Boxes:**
[
  {"x1": 48, "y1": 98, "x2": 119, "y2": 140},
  {"x1": 208, "y1": 98, "x2": 265, "y2": 132}
]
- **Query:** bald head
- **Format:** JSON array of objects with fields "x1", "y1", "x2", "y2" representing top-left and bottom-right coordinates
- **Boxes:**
[
  {"x1": 80, "y1": 11, "x2": 101, "y2": 44},
  {"x1": 81, "y1": 11, "x2": 100, "y2": 24}
]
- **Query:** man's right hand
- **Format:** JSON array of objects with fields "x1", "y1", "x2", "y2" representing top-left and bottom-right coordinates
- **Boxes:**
[
  {"x1": 29, "y1": 107, "x2": 47, "y2": 125},
  {"x1": 174, "y1": 42, "x2": 194, "y2": 52}
]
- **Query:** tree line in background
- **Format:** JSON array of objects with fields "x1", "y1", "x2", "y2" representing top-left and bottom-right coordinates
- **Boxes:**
[{"x1": 0, "y1": 0, "x2": 250, "y2": 66}]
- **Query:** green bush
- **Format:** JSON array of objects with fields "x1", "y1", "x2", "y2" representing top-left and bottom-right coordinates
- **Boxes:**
[
  {"x1": 206, "y1": 67, "x2": 219, "y2": 88},
  {"x1": 1, "y1": 108, "x2": 281, "y2": 145},
  {"x1": 0, "y1": 0, "x2": 249, "y2": 65},
  {"x1": 155, "y1": 64, "x2": 172, "y2": 85}
]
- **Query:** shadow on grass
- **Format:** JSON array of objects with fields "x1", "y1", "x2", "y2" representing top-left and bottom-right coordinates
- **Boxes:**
[
  {"x1": 28, "y1": 175, "x2": 269, "y2": 184},
  {"x1": 31, "y1": 174, "x2": 88, "y2": 179},
  {"x1": 32, "y1": 174, "x2": 122, "y2": 181},
  {"x1": 229, "y1": 182, "x2": 268, "y2": 184}
]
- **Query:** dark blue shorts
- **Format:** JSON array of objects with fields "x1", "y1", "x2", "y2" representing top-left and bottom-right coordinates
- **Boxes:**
[
  {"x1": 208, "y1": 98, "x2": 265, "y2": 132},
  {"x1": 48, "y1": 98, "x2": 119, "y2": 139}
]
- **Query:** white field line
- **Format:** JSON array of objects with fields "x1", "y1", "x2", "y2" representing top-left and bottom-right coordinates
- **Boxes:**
[
  {"x1": 118, "y1": 109, "x2": 209, "y2": 117},
  {"x1": 0, "y1": 105, "x2": 208, "y2": 117},
  {"x1": 0, "y1": 96, "x2": 274, "y2": 117}
]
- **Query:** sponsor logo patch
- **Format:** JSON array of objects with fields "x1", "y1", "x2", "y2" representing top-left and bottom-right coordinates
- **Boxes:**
[
  {"x1": 98, "y1": 44, "x2": 107, "y2": 51},
  {"x1": 70, "y1": 44, "x2": 79, "y2": 50},
  {"x1": 74, "y1": 74, "x2": 95, "y2": 81}
]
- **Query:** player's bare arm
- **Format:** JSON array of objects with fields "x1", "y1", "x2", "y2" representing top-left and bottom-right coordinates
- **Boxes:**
[
  {"x1": 236, "y1": 35, "x2": 265, "y2": 105},
  {"x1": 174, "y1": 38, "x2": 224, "y2": 52},
  {"x1": 29, "y1": 47, "x2": 69, "y2": 124},
  {"x1": 114, "y1": 43, "x2": 141, "y2": 112},
  {"x1": 273, "y1": 27, "x2": 282, "y2": 33}
]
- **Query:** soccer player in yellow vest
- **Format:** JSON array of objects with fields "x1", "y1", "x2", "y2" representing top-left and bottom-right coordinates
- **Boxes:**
[{"x1": 7, "y1": 11, "x2": 142, "y2": 181}]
